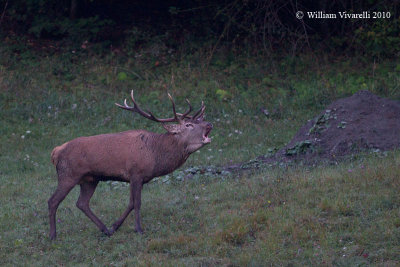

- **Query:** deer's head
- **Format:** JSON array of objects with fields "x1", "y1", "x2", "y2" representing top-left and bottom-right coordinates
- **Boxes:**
[{"x1": 116, "y1": 91, "x2": 213, "y2": 153}]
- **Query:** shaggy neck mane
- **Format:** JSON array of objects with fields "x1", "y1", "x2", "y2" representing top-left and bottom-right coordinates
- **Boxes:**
[{"x1": 149, "y1": 132, "x2": 190, "y2": 177}]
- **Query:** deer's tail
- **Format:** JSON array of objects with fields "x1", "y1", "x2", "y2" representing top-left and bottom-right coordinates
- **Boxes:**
[{"x1": 51, "y1": 142, "x2": 68, "y2": 166}]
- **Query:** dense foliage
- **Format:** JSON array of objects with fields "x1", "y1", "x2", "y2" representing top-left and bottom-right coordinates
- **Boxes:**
[{"x1": 1, "y1": 0, "x2": 399, "y2": 57}]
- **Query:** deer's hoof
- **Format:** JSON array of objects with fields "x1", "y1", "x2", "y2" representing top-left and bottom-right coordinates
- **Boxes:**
[
  {"x1": 135, "y1": 228, "x2": 143, "y2": 234},
  {"x1": 103, "y1": 228, "x2": 113, "y2": 237},
  {"x1": 110, "y1": 223, "x2": 120, "y2": 234}
]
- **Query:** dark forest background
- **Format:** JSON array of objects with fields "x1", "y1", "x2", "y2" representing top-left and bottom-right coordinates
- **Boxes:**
[{"x1": 1, "y1": 0, "x2": 399, "y2": 57}]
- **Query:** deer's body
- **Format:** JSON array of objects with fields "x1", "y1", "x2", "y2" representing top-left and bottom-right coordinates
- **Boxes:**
[
  {"x1": 52, "y1": 130, "x2": 190, "y2": 183},
  {"x1": 48, "y1": 91, "x2": 212, "y2": 239}
]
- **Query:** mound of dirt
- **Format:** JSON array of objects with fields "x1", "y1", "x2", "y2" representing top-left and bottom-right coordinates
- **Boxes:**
[{"x1": 274, "y1": 90, "x2": 400, "y2": 163}]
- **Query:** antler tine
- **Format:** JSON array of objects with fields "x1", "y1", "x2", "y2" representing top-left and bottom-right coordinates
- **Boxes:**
[
  {"x1": 177, "y1": 99, "x2": 192, "y2": 119},
  {"x1": 167, "y1": 93, "x2": 179, "y2": 121},
  {"x1": 182, "y1": 99, "x2": 193, "y2": 118},
  {"x1": 124, "y1": 99, "x2": 130, "y2": 107},
  {"x1": 191, "y1": 101, "x2": 205, "y2": 120},
  {"x1": 197, "y1": 105, "x2": 206, "y2": 119},
  {"x1": 115, "y1": 98, "x2": 132, "y2": 110}
]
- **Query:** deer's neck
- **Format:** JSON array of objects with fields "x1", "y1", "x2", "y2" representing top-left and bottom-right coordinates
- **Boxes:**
[{"x1": 150, "y1": 133, "x2": 190, "y2": 177}]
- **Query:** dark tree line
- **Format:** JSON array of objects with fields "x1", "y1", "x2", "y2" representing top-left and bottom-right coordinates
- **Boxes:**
[{"x1": 1, "y1": 0, "x2": 399, "y2": 56}]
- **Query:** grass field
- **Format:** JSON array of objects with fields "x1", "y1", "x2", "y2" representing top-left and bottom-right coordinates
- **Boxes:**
[{"x1": 1, "y1": 49, "x2": 400, "y2": 266}]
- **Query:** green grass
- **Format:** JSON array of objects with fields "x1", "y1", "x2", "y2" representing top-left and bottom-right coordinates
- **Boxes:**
[
  {"x1": 1, "y1": 152, "x2": 399, "y2": 266},
  {"x1": 1, "y1": 48, "x2": 400, "y2": 265}
]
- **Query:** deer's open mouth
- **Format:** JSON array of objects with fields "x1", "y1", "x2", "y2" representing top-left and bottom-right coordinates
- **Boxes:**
[{"x1": 202, "y1": 125, "x2": 212, "y2": 144}]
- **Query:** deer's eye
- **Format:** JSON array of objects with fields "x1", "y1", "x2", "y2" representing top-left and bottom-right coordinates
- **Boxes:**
[{"x1": 185, "y1": 123, "x2": 193, "y2": 128}]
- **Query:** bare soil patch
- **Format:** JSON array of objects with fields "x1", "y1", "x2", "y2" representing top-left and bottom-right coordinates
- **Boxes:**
[
  {"x1": 272, "y1": 90, "x2": 400, "y2": 163},
  {"x1": 187, "y1": 90, "x2": 400, "y2": 175}
]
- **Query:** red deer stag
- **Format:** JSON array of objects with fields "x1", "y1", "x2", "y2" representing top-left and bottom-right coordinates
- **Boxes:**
[{"x1": 48, "y1": 91, "x2": 212, "y2": 239}]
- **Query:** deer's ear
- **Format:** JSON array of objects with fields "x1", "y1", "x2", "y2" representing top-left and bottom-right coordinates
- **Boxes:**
[{"x1": 162, "y1": 123, "x2": 182, "y2": 134}]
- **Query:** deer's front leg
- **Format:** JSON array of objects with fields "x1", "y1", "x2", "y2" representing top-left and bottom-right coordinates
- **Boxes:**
[
  {"x1": 133, "y1": 182, "x2": 143, "y2": 233},
  {"x1": 110, "y1": 180, "x2": 142, "y2": 234}
]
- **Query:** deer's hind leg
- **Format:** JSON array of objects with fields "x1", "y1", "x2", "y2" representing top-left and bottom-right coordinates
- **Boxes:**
[
  {"x1": 48, "y1": 179, "x2": 76, "y2": 240},
  {"x1": 76, "y1": 179, "x2": 111, "y2": 236}
]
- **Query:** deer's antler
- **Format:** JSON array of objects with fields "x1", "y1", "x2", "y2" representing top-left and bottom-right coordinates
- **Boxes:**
[{"x1": 116, "y1": 90, "x2": 195, "y2": 122}]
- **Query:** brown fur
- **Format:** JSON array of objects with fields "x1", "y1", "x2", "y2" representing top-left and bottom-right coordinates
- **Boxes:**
[
  {"x1": 48, "y1": 119, "x2": 212, "y2": 240},
  {"x1": 51, "y1": 142, "x2": 68, "y2": 165}
]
